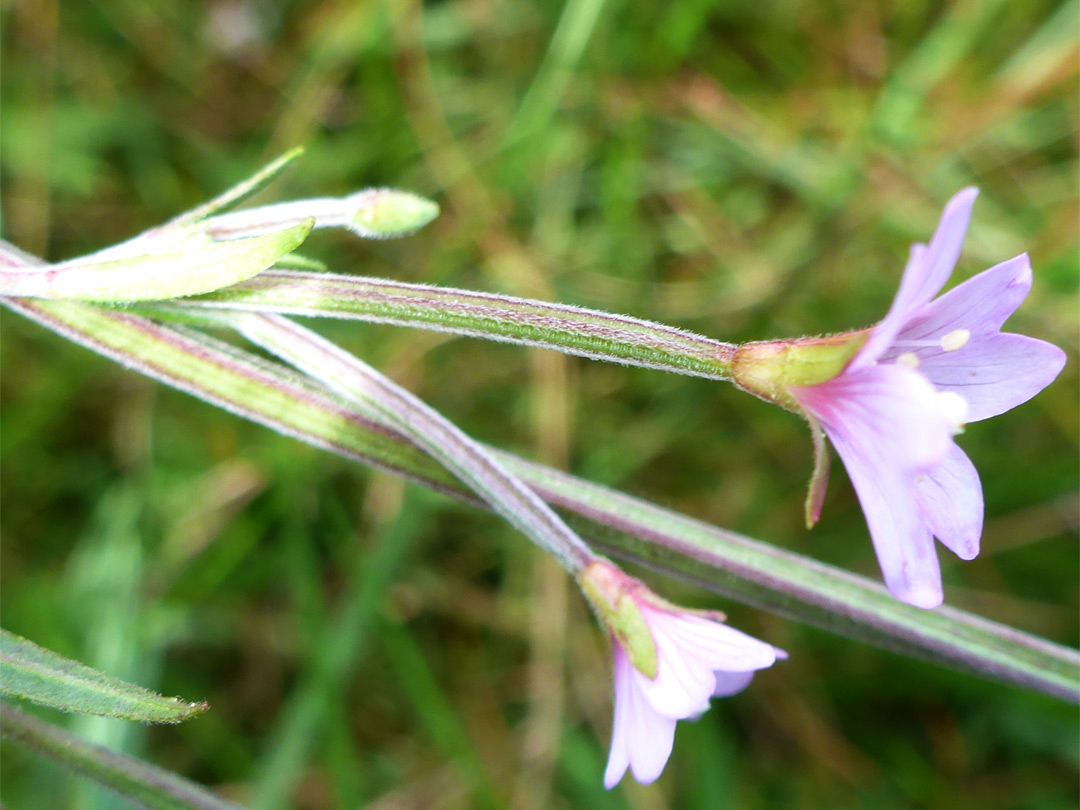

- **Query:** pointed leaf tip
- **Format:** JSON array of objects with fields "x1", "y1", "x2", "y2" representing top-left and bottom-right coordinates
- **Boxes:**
[
  {"x1": 0, "y1": 629, "x2": 209, "y2": 723},
  {"x1": 169, "y1": 147, "x2": 307, "y2": 227},
  {"x1": 44, "y1": 217, "x2": 313, "y2": 302}
]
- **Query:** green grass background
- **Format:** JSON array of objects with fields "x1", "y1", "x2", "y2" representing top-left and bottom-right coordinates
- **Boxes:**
[{"x1": 2, "y1": 1, "x2": 1077, "y2": 808}]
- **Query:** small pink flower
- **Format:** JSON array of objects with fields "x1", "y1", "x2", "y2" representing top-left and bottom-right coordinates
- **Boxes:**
[
  {"x1": 603, "y1": 598, "x2": 781, "y2": 788},
  {"x1": 789, "y1": 189, "x2": 1065, "y2": 608}
]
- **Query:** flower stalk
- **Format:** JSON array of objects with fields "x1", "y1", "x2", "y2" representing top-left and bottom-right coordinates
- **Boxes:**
[
  {"x1": 185, "y1": 270, "x2": 739, "y2": 379},
  {"x1": 220, "y1": 311, "x2": 600, "y2": 573},
  {"x1": 200, "y1": 189, "x2": 440, "y2": 241},
  {"x1": 214, "y1": 310, "x2": 780, "y2": 789}
]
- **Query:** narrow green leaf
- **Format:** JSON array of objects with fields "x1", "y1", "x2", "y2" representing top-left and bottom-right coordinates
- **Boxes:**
[
  {"x1": 869, "y1": 0, "x2": 1008, "y2": 144},
  {"x1": 167, "y1": 147, "x2": 306, "y2": 227},
  {"x1": 0, "y1": 220, "x2": 313, "y2": 302},
  {"x1": 501, "y1": 0, "x2": 608, "y2": 148},
  {"x1": 994, "y1": 0, "x2": 1080, "y2": 95},
  {"x1": 4, "y1": 297, "x2": 1077, "y2": 704},
  {"x1": 0, "y1": 630, "x2": 208, "y2": 723},
  {"x1": 1, "y1": 703, "x2": 242, "y2": 810}
]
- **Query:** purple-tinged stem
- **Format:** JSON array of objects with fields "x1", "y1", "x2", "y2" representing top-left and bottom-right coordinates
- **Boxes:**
[
  {"x1": 228, "y1": 311, "x2": 599, "y2": 573},
  {"x1": 185, "y1": 270, "x2": 738, "y2": 379}
]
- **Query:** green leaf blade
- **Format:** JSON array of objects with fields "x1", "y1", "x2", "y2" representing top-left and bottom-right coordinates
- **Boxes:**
[
  {"x1": 0, "y1": 630, "x2": 208, "y2": 723},
  {"x1": 41, "y1": 219, "x2": 313, "y2": 302},
  {"x1": 167, "y1": 147, "x2": 306, "y2": 227}
]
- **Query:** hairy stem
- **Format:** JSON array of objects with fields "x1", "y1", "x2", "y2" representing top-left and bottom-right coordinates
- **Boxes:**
[
  {"x1": 185, "y1": 270, "x2": 737, "y2": 378},
  {"x1": 228, "y1": 311, "x2": 599, "y2": 572}
]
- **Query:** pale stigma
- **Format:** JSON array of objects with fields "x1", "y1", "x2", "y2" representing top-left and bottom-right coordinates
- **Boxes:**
[
  {"x1": 940, "y1": 329, "x2": 970, "y2": 352},
  {"x1": 937, "y1": 391, "x2": 969, "y2": 435}
]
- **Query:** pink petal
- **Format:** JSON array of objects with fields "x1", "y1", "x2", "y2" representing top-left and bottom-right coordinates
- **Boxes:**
[
  {"x1": 855, "y1": 189, "x2": 979, "y2": 367},
  {"x1": 605, "y1": 647, "x2": 678, "y2": 788},
  {"x1": 886, "y1": 255, "x2": 1032, "y2": 345},
  {"x1": 627, "y1": 708, "x2": 677, "y2": 785},
  {"x1": 827, "y1": 425, "x2": 943, "y2": 609},
  {"x1": 658, "y1": 614, "x2": 779, "y2": 671},
  {"x1": 853, "y1": 244, "x2": 927, "y2": 368},
  {"x1": 604, "y1": 650, "x2": 633, "y2": 789},
  {"x1": 793, "y1": 364, "x2": 953, "y2": 473},
  {"x1": 913, "y1": 333, "x2": 1067, "y2": 422},
  {"x1": 711, "y1": 669, "x2": 756, "y2": 697},
  {"x1": 794, "y1": 366, "x2": 951, "y2": 608},
  {"x1": 913, "y1": 444, "x2": 983, "y2": 561},
  {"x1": 909, "y1": 188, "x2": 980, "y2": 310},
  {"x1": 633, "y1": 613, "x2": 777, "y2": 718},
  {"x1": 638, "y1": 618, "x2": 725, "y2": 718}
]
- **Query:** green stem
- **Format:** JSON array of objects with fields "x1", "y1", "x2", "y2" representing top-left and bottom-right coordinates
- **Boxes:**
[
  {"x1": 228, "y1": 311, "x2": 598, "y2": 573},
  {"x1": 186, "y1": 270, "x2": 737, "y2": 379},
  {"x1": 5, "y1": 296, "x2": 1077, "y2": 703}
]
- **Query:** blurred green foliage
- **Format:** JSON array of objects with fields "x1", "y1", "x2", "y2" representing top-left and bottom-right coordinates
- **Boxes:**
[{"x1": 2, "y1": 1, "x2": 1077, "y2": 808}]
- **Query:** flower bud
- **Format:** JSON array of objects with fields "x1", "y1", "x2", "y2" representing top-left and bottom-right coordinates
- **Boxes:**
[{"x1": 347, "y1": 189, "x2": 440, "y2": 239}]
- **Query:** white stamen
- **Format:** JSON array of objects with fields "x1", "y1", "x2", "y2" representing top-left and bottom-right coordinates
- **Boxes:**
[
  {"x1": 937, "y1": 391, "x2": 969, "y2": 435},
  {"x1": 940, "y1": 329, "x2": 970, "y2": 352},
  {"x1": 892, "y1": 338, "x2": 941, "y2": 349},
  {"x1": 896, "y1": 352, "x2": 920, "y2": 369}
]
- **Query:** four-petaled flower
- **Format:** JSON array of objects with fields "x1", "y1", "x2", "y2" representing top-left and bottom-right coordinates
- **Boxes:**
[
  {"x1": 604, "y1": 605, "x2": 781, "y2": 787},
  {"x1": 579, "y1": 561, "x2": 783, "y2": 789},
  {"x1": 779, "y1": 189, "x2": 1065, "y2": 608}
]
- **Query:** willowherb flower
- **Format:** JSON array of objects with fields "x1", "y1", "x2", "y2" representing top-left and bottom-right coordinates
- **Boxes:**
[
  {"x1": 732, "y1": 189, "x2": 1066, "y2": 608},
  {"x1": 578, "y1": 561, "x2": 783, "y2": 788}
]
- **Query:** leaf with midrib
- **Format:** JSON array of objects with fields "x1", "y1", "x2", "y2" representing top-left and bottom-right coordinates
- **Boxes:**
[{"x1": 0, "y1": 630, "x2": 208, "y2": 723}]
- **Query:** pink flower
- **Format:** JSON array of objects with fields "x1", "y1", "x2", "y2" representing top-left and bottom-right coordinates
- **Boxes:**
[
  {"x1": 602, "y1": 599, "x2": 781, "y2": 788},
  {"x1": 788, "y1": 189, "x2": 1066, "y2": 608}
]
